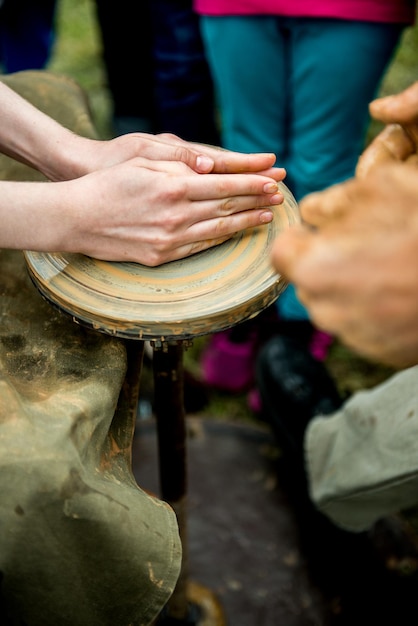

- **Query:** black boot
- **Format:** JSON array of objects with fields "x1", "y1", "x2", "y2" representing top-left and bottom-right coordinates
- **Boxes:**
[
  {"x1": 256, "y1": 333, "x2": 342, "y2": 464},
  {"x1": 255, "y1": 335, "x2": 359, "y2": 610},
  {"x1": 255, "y1": 335, "x2": 418, "y2": 623}
]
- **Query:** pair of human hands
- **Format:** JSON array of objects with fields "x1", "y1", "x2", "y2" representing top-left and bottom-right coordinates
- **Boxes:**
[
  {"x1": 0, "y1": 76, "x2": 285, "y2": 265},
  {"x1": 57, "y1": 132, "x2": 285, "y2": 266},
  {"x1": 14, "y1": 130, "x2": 284, "y2": 267},
  {"x1": 272, "y1": 82, "x2": 418, "y2": 367}
]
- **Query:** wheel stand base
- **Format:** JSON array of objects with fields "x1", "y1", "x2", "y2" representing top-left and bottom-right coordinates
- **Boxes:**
[{"x1": 156, "y1": 581, "x2": 226, "y2": 626}]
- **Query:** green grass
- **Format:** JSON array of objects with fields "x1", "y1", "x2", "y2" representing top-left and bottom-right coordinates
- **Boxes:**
[
  {"x1": 48, "y1": 0, "x2": 113, "y2": 138},
  {"x1": 382, "y1": 22, "x2": 418, "y2": 95},
  {"x1": 46, "y1": 3, "x2": 416, "y2": 421}
]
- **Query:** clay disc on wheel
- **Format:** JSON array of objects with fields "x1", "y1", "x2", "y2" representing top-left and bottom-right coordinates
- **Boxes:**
[{"x1": 24, "y1": 185, "x2": 299, "y2": 341}]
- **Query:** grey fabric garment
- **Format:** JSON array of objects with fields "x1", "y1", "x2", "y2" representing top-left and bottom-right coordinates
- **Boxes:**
[
  {"x1": 306, "y1": 366, "x2": 418, "y2": 532},
  {"x1": 0, "y1": 71, "x2": 182, "y2": 626},
  {"x1": 0, "y1": 250, "x2": 181, "y2": 626}
]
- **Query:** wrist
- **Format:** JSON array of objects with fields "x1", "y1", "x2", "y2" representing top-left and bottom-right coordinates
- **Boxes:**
[{"x1": 32, "y1": 130, "x2": 95, "y2": 182}]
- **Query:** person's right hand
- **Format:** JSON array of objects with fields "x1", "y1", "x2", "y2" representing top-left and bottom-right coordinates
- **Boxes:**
[
  {"x1": 356, "y1": 81, "x2": 418, "y2": 178},
  {"x1": 3, "y1": 156, "x2": 284, "y2": 266}
]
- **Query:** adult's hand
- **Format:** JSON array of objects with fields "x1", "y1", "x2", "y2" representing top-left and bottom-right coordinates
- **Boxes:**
[
  {"x1": 271, "y1": 164, "x2": 418, "y2": 367},
  {"x1": 356, "y1": 81, "x2": 418, "y2": 179}
]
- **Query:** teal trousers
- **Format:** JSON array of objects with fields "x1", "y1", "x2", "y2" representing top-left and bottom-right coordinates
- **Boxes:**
[{"x1": 200, "y1": 15, "x2": 404, "y2": 319}]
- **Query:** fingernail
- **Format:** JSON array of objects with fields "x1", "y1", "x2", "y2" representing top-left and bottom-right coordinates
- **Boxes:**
[
  {"x1": 264, "y1": 182, "x2": 279, "y2": 193},
  {"x1": 270, "y1": 193, "x2": 283, "y2": 204},
  {"x1": 196, "y1": 155, "x2": 213, "y2": 171},
  {"x1": 260, "y1": 210, "x2": 273, "y2": 223}
]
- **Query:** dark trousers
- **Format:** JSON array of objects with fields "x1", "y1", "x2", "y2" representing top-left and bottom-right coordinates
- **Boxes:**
[
  {"x1": 95, "y1": 0, "x2": 219, "y2": 143},
  {"x1": 0, "y1": 0, "x2": 57, "y2": 72}
]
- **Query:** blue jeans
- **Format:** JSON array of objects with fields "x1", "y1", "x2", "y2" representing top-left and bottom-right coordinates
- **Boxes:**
[
  {"x1": 95, "y1": 0, "x2": 155, "y2": 123},
  {"x1": 151, "y1": 0, "x2": 219, "y2": 143},
  {"x1": 96, "y1": 0, "x2": 219, "y2": 142},
  {"x1": 200, "y1": 16, "x2": 404, "y2": 320}
]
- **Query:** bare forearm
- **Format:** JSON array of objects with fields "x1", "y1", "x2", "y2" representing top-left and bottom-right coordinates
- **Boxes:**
[
  {"x1": 0, "y1": 81, "x2": 286, "y2": 184},
  {"x1": 0, "y1": 180, "x2": 74, "y2": 251},
  {"x1": 0, "y1": 81, "x2": 88, "y2": 181}
]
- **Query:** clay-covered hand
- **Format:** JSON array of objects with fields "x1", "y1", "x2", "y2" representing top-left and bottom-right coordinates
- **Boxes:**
[
  {"x1": 356, "y1": 81, "x2": 418, "y2": 179},
  {"x1": 271, "y1": 164, "x2": 418, "y2": 367}
]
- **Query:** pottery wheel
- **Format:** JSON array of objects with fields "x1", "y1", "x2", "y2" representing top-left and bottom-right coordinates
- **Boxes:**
[{"x1": 24, "y1": 184, "x2": 299, "y2": 341}]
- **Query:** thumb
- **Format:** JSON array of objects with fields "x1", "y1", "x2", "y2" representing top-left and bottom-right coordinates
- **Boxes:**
[
  {"x1": 356, "y1": 124, "x2": 414, "y2": 178},
  {"x1": 299, "y1": 181, "x2": 352, "y2": 226},
  {"x1": 370, "y1": 82, "x2": 418, "y2": 126}
]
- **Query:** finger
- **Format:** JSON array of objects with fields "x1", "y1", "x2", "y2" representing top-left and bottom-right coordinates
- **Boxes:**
[
  {"x1": 182, "y1": 205, "x2": 278, "y2": 245},
  {"x1": 187, "y1": 142, "x2": 278, "y2": 174},
  {"x1": 186, "y1": 171, "x2": 283, "y2": 203},
  {"x1": 128, "y1": 133, "x2": 217, "y2": 173},
  {"x1": 299, "y1": 181, "x2": 353, "y2": 226},
  {"x1": 250, "y1": 167, "x2": 287, "y2": 181},
  {"x1": 404, "y1": 123, "x2": 418, "y2": 147},
  {"x1": 406, "y1": 153, "x2": 418, "y2": 167},
  {"x1": 272, "y1": 219, "x2": 362, "y2": 294},
  {"x1": 160, "y1": 235, "x2": 233, "y2": 263},
  {"x1": 152, "y1": 133, "x2": 280, "y2": 175},
  {"x1": 129, "y1": 157, "x2": 283, "y2": 202},
  {"x1": 156, "y1": 206, "x2": 279, "y2": 263},
  {"x1": 369, "y1": 82, "x2": 418, "y2": 125},
  {"x1": 210, "y1": 152, "x2": 278, "y2": 174},
  {"x1": 192, "y1": 190, "x2": 284, "y2": 225},
  {"x1": 270, "y1": 226, "x2": 314, "y2": 280},
  {"x1": 356, "y1": 124, "x2": 415, "y2": 178}
]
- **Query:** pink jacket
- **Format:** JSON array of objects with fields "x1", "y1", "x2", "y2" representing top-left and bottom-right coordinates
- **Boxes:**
[{"x1": 194, "y1": 0, "x2": 415, "y2": 23}]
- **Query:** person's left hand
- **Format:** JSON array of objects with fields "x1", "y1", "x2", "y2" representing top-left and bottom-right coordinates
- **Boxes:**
[
  {"x1": 52, "y1": 131, "x2": 285, "y2": 182},
  {"x1": 271, "y1": 163, "x2": 418, "y2": 367}
]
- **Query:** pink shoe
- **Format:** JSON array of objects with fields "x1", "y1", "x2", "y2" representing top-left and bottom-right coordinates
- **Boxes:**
[
  {"x1": 200, "y1": 329, "x2": 258, "y2": 392},
  {"x1": 309, "y1": 330, "x2": 333, "y2": 361},
  {"x1": 247, "y1": 387, "x2": 263, "y2": 414}
]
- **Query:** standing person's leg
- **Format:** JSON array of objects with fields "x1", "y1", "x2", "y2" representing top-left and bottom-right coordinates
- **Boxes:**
[
  {"x1": 257, "y1": 17, "x2": 407, "y2": 467},
  {"x1": 151, "y1": 0, "x2": 219, "y2": 144},
  {"x1": 257, "y1": 347, "x2": 418, "y2": 621},
  {"x1": 275, "y1": 17, "x2": 404, "y2": 342},
  {"x1": 0, "y1": 0, "x2": 57, "y2": 72},
  {"x1": 287, "y1": 17, "x2": 405, "y2": 200},
  {"x1": 199, "y1": 16, "x2": 295, "y2": 393},
  {"x1": 95, "y1": 0, "x2": 156, "y2": 135},
  {"x1": 200, "y1": 15, "x2": 288, "y2": 156}
]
